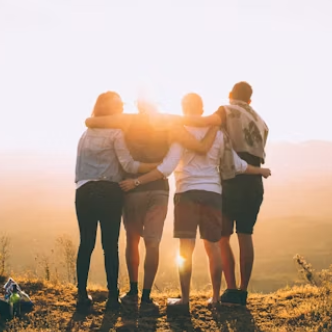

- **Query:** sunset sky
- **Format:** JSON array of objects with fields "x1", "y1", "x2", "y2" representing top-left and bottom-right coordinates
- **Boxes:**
[{"x1": 1, "y1": 0, "x2": 331, "y2": 154}]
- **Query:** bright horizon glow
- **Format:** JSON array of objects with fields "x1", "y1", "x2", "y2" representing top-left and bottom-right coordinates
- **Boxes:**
[{"x1": 1, "y1": 0, "x2": 332, "y2": 155}]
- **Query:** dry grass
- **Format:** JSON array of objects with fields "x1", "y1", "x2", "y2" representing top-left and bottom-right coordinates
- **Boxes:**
[{"x1": 0, "y1": 278, "x2": 332, "y2": 332}]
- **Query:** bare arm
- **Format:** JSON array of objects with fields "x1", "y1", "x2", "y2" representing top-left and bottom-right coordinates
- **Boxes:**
[
  {"x1": 138, "y1": 162, "x2": 160, "y2": 173},
  {"x1": 182, "y1": 106, "x2": 225, "y2": 128},
  {"x1": 182, "y1": 113, "x2": 222, "y2": 127},
  {"x1": 148, "y1": 111, "x2": 223, "y2": 129},
  {"x1": 232, "y1": 151, "x2": 271, "y2": 178},
  {"x1": 124, "y1": 168, "x2": 165, "y2": 189},
  {"x1": 119, "y1": 143, "x2": 183, "y2": 191},
  {"x1": 85, "y1": 114, "x2": 133, "y2": 131},
  {"x1": 244, "y1": 165, "x2": 271, "y2": 178},
  {"x1": 170, "y1": 125, "x2": 219, "y2": 154}
]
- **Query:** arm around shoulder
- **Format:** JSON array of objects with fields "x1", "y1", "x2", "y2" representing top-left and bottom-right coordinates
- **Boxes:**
[
  {"x1": 85, "y1": 114, "x2": 132, "y2": 130},
  {"x1": 171, "y1": 126, "x2": 219, "y2": 154},
  {"x1": 182, "y1": 113, "x2": 222, "y2": 127}
]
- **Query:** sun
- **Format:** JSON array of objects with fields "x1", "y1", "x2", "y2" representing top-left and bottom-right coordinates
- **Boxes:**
[{"x1": 175, "y1": 252, "x2": 186, "y2": 269}]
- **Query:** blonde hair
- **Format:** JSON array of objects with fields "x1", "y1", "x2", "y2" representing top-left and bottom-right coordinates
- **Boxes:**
[{"x1": 92, "y1": 91, "x2": 122, "y2": 117}]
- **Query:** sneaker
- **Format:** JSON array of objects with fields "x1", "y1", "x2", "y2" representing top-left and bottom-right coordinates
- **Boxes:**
[
  {"x1": 220, "y1": 289, "x2": 242, "y2": 306},
  {"x1": 120, "y1": 291, "x2": 139, "y2": 305},
  {"x1": 76, "y1": 293, "x2": 93, "y2": 308},
  {"x1": 166, "y1": 298, "x2": 190, "y2": 315},
  {"x1": 140, "y1": 298, "x2": 160, "y2": 315},
  {"x1": 106, "y1": 297, "x2": 121, "y2": 311},
  {"x1": 207, "y1": 297, "x2": 219, "y2": 309},
  {"x1": 238, "y1": 290, "x2": 248, "y2": 306}
]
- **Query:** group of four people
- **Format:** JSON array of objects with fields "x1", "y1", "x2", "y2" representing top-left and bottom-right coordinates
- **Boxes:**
[{"x1": 74, "y1": 81, "x2": 271, "y2": 313}]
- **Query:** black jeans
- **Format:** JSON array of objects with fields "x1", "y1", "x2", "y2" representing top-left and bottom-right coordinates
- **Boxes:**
[{"x1": 75, "y1": 181, "x2": 123, "y2": 297}]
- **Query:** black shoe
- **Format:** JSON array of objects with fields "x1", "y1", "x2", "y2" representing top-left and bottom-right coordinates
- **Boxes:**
[
  {"x1": 120, "y1": 291, "x2": 139, "y2": 305},
  {"x1": 220, "y1": 289, "x2": 242, "y2": 306},
  {"x1": 140, "y1": 298, "x2": 160, "y2": 315},
  {"x1": 106, "y1": 297, "x2": 121, "y2": 311},
  {"x1": 238, "y1": 289, "x2": 248, "y2": 306},
  {"x1": 76, "y1": 293, "x2": 93, "y2": 308}
]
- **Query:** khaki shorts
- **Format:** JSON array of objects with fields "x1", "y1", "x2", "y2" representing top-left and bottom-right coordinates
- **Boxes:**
[{"x1": 123, "y1": 190, "x2": 169, "y2": 242}]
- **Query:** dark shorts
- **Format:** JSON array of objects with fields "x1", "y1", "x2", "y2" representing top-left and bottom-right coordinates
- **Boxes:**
[
  {"x1": 221, "y1": 174, "x2": 264, "y2": 236},
  {"x1": 174, "y1": 190, "x2": 222, "y2": 243}
]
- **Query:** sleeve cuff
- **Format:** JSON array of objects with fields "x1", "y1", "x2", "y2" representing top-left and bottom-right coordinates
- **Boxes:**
[
  {"x1": 156, "y1": 165, "x2": 168, "y2": 177},
  {"x1": 132, "y1": 161, "x2": 140, "y2": 174},
  {"x1": 239, "y1": 160, "x2": 248, "y2": 173}
]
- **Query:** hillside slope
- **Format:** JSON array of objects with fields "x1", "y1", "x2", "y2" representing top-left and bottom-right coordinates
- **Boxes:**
[{"x1": 0, "y1": 279, "x2": 331, "y2": 332}]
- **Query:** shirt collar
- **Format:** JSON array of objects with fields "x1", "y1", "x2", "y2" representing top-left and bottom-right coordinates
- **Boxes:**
[{"x1": 229, "y1": 99, "x2": 248, "y2": 106}]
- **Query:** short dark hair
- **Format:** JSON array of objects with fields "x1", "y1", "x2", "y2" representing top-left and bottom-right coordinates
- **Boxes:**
[{"x1": 231, "y1": 82, "x2": 253, "y2": 103}]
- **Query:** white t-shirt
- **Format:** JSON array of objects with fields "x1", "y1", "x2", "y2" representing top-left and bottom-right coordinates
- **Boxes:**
[{"x1": 157, "y1": 127, "x2": 248, "y2": 194}]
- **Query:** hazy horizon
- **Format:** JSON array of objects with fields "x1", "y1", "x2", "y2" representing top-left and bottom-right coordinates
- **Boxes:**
[
  {"x1": 1, "y1": 141, "x2": 332, "y2": 293},
  {"x1": 1, "y1": 0, "x2": 332, "y2": 154}
]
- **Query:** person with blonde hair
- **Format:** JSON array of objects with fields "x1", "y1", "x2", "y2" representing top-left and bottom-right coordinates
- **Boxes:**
[{"x1": 74, "y1": 91, "x2": 157, "y2": 311}]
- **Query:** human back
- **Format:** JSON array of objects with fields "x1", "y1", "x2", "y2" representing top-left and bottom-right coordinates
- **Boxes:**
[
  {"x1": 123, "y1": 104, "x2": 171, "y2": 191},
  {"x1": 75, "y1": 91, "x2": 127, "y2": 184},
  {"x1": 174, "y1": 126, "x2": 223, "y2": 194},
  {"x1": 217, "y1": 81, "x2": 268, "y2": 165},
  {"x1": 125, "y1": 114, "x2": 170, "y2": 163},
  {"x1": 75, "y1": 128, "x2": 127, "y2": 184}
]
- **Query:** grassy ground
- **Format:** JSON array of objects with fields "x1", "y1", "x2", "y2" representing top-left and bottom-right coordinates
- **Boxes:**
[{"x1": 1, "y1": 279, "x2": 332, "y2": 332}]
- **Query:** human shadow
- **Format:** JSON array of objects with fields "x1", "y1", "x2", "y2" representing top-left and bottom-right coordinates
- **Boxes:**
[
  {"x1": 65, "y1": 307, "x2": 91, "y2": 332},
  {"x1": 117, "y1": 303, "x2": 159, "y2": 332},
  {"x1": 99, "y1": 310, "x2": 120, "y2": 332},
  {"x1": 166, "y1": 307, "x2": 195, "y2": 332},
  {"x1": 114, "y1": 303, "x2": 139, "y2": 332},
  {"x1": 211, "y1": 305, "x2": 263, "y2": 332},
  {"x1": 136, "y1": 307, "x2": 159, "y2": 332}
]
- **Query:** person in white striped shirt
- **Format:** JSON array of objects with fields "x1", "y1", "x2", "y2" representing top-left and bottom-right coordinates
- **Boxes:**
[{"x1": 120, "y1": 93, "x2": 271, "y2": 311}]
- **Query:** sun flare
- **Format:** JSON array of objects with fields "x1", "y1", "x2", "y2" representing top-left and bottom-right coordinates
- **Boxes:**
[{"x1": 175, "y1": 252, "x2": 186, "y2": 268}]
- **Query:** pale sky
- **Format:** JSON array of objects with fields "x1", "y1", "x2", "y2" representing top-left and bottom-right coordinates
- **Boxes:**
[{"x1": 1, "y1": 0, "x2": 332, "y2": 154}]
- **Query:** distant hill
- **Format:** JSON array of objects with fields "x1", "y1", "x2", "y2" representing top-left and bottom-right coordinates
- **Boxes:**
[{"x1": 266, "y1": 140, "x2": 332, "y2": 180}]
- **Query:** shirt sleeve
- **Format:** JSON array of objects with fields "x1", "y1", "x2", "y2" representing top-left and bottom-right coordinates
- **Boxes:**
[
  {"x1": 232, "y1": 149, "x2": 248, "y2": 174},
  {"x1": 214, "y1": 106, "x2": 226, "y2": 120},
  {"x1": 157, "y1": 143, "x2": 183, "y2": 177},
  {"x1": 114, "y1": 131, "x2": 140, "y2": 174}
]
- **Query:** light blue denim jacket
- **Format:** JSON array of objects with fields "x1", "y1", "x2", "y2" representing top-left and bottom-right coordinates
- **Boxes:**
[{"x1": 75, "y1": 129, "x2": 140, "y2": 184}]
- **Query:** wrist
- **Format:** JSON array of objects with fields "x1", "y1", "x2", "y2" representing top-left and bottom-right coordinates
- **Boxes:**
[{"x1": 134, "y1": 178, "x2": 141, "y2": 187}]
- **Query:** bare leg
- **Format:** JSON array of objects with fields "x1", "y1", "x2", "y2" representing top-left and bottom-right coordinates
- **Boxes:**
[
  {"x1": 143, "y1": 239, "x2": 160, "y2": 290},
  {"x1": 219, "y1": 236, "x2": 237, "y2": 289},
  {"x1": 204, "y1": 240, "x2": 222, "y2": 302},
  {"x1": 238, "y1": 233, "x2": 254, "y2": 290},
  {"x1": 178, "y1": 239, "x2": 196, "y2": 303},
  {"x1": 125, "y1": 232, "x2": 141, "y2": 283}
]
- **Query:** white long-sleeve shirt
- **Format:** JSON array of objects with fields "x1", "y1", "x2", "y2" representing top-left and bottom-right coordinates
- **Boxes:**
[{"x1": 157, "y1": 127, "x2": 248, "y2": 194}]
